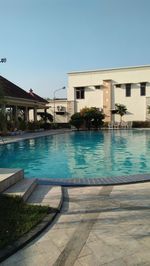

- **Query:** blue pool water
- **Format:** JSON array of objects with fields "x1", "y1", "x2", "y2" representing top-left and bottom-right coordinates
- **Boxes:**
[{"x1": 0, "y1": 130, "x2": 150, "y2": 179}]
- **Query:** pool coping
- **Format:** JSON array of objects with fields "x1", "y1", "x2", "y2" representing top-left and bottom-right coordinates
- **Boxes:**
[
  {"x1": 37, "y1": 173, "x2": 150, "y2": 186},
  {"x1": 1, "y1": 128, "x2": 150, "y2": 145},
  {"x1": 0, "y1": 129, "x2": 73, "y2": 145}
]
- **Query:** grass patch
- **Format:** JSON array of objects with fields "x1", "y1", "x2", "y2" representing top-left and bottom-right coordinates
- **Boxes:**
[{"x1": 0, "y1": 194, "x2": 52, "y2": 249}]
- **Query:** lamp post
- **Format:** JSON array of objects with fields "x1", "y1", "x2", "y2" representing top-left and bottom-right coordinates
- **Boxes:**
[
  {"x1": 53, "y1": 86, "x2": 66, "y2": 123},
  {"x1": 0, "y1": 58, "x2": 7, "y2": 63}
]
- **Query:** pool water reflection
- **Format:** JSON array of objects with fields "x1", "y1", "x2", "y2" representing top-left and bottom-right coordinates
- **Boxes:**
[{"x1": 0, "y1": 130, "x2": 150, "y2": 179}]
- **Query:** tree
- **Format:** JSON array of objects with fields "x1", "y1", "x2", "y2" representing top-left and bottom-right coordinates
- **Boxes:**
[
  {"x1": 80, "y1": 107, "x2": 93, "y2": 130},
  {"x1": 70, "y1": 107, "x2": 105, "y2": 130},
  {"x1": 81, "y1": 107, "x2": 105, "y2": 130},
  {"x1": 115, "y1": 104, "x2": 127, "y2": 122},
  {"x1": 0, "y1": 88, "x2": 7, "y2": 133},
  {"x1": 70, "y1": 113, "x2": 84, "y2": 130},
  {"x1": 37, "y1": 112, "x2": 53, "y2": 123},
  {"x1": 0, "y1": 111, "x2": 7, "y2": 132},
  {"x1": 90, "y1": 108, "x2": 105, "y2": 129}
]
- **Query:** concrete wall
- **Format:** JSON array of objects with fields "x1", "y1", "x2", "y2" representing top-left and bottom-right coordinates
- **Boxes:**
[
  {"x1": 68, "y1": 65, "x2": 150, "y2": 122},
  {"x1": 47, "y1": 99, "x2": 68, "y2": 123},
  {"x1": 29, "y1": 99, "x2": 75, "y2": 123},
  {"x1": 114, "y1": 84, "x2": 148, "y2": 122}
]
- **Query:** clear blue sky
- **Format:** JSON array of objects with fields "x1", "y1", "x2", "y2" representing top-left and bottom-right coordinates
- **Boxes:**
[{"x1": 0, "y1": 0, "x2": 150, "y2": 98}]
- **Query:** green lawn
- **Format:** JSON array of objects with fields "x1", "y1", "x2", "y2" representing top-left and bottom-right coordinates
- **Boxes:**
[{"x1": 0, "y1": 194, "x2": 52, "y2": 249}]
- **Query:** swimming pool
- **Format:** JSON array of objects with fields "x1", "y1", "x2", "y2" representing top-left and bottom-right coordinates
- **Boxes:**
[{"x1": 0, "y1": 130, "x2": 150, "y2": 179}]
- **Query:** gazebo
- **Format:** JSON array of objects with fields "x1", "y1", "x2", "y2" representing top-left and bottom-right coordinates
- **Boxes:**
[{"x1": 0, "y1": 75, "x2": 48, "y2": 125}]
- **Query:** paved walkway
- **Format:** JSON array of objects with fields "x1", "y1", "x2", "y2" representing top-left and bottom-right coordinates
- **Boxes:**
[{"x1": 2, "y1": 182, "x2": 150, "y2": 266}]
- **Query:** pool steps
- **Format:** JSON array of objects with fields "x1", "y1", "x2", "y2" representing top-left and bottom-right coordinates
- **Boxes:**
[
  {"x1": 3, "y1": 178, "x2": 37, "y2": 201},
  {"x1": 0, "y1": 168, "x2": 24, "y2": 193},
  {"x1": 0, "y1": 169, "x2": 62, "y2": 207},
  {"x1": 0, "y1": 168, "x2": 63, "y2": 263},
  {"x1": 27, "y1": 185, "x2": 62, "y2": 208}
]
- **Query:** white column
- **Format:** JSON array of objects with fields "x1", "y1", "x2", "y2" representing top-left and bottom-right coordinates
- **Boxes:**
[{"x1": 34, "y1": 107, "x2": 37, "y2": 122}]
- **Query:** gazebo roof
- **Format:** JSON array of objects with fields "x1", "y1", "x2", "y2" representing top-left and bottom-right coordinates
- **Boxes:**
[
  {"x1": 28, "y1": 89, "x2": 48, "y2": 103},
  {"x1": 0, "y1": 76, "x2": 48, "y2": 103}
]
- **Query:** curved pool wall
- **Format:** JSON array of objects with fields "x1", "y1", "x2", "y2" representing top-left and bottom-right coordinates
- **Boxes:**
[{"x1": 1, "y1": 130, "x2": 150, "y2": 179}]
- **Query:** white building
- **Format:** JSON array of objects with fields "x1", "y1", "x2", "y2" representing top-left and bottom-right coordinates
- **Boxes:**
[
  {"x1": 67, "y1": 65, "x2": 150, "y2": 123},
  {"x1": 47, "y1": 98, "x2": 68, "y2": 123},
  {"x1": 30, "y1": 98, "x2": 75, "y2": 124}
]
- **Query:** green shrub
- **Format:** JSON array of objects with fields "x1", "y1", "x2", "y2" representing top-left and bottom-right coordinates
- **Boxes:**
[
  {"x1": 132, "y1": 121, "x2": 150, "y2": 128},
  {"x1": 27, "y1": 121, "x2": 41, "y2": 131},
  {"x1": 18, "y1": 120, "x2": 27, "y2": 131},
  {"x1": 70, "y1": 113, "x2": 84, "y2": 130},
  {"x1": 70, "y1": 108, "x2": 105, "y2": 130},
  {"x1": 51, "y1": 123, "x2": 71, "y2": 129},
  {"x1": 6, "y1": 121, "x2": 15, "y2": 131},
  {"x1": 102, "y1": 122, "x2": 109, "y2": 128},
  {"x1": 0, "y1": 110, "x2": 7, "y2": 132},
  {"x1": 41, "y1": 122, "x2": 52, "y2": 130}
]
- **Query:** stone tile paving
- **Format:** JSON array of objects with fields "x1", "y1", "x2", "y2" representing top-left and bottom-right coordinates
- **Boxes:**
[
  {"x1": 27, "y1": 185, "x2": 62, "y2": 209},
  {"x1": 2, "y1": 182, "x2": 150, "y2": 266}
]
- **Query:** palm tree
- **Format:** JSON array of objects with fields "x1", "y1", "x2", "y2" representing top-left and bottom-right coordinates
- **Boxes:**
[{"x1": 115, "y1": 103, "x2": 127, "y2": 122}]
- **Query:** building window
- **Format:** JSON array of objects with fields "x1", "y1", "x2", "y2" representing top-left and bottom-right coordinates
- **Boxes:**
[
  {"x1": 125, "y1": 84, "x2": 131, "y2": 97},
  {"x1": 95, "y1": 85, "x2": 101, "y2": 90},
  {"x1": 140, "y1": 82, "x2": 146, "y2": 96},
  {"x1": 75, "y1": 87, "x2": 85, "y2": 99},
  {"x1": 116, "y1": 84, "x2": 121, "y2": 88}
]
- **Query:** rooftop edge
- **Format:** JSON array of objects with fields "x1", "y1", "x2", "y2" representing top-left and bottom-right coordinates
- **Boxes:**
[{"x1": 68, "y1": 64, "x2": 150, "y2": 75}]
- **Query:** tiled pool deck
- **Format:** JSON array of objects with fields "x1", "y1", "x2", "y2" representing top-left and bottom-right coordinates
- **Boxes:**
[
  {"x1": 2, "y1": 183, "x2": 150, "y2": 266},
  {"x1": 1, "y1": 130, "x2": 150, "y2": 265}
]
